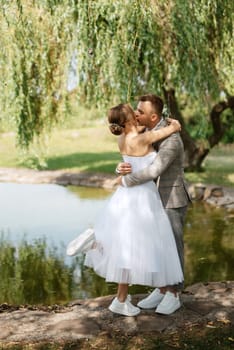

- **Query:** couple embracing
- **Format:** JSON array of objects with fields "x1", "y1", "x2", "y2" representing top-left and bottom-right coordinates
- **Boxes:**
[{"x1": 67, "y1": 94, "x2": 190, "y2": 317}]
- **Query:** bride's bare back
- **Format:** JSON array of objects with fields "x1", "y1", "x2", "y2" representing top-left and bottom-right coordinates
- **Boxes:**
[{"x1": 118, "y1": 119, "x2": 180, "y2": 156}]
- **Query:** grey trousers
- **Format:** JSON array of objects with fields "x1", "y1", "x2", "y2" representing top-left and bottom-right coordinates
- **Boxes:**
[{"x1": 165, "y1": 205, "x2": 188, "y2": 290}]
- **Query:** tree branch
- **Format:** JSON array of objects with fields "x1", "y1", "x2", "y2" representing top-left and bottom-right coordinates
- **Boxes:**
[{"x1": 208, "y1": 96, "x2": 234, "y2": 147}]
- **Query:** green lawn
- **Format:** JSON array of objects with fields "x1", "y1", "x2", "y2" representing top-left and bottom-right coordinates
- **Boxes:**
[
  {"x1": 0, "y1": 125, "x2": 121, "y2": 173},
  {"x1": 185, "y1": 144, "x2": 234, "y2": 187},
  {"x1": 0, "y1": 125, "x2": 233, "y2": 187}
]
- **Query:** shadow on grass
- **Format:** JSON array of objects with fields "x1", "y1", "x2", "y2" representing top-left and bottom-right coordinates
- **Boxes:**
[
  {"x1": 21, "y1": 152, "x2": 122, "y2": 173},
  {"x1": 46, "y1": 152, "x2": 121, "y2": 173}
]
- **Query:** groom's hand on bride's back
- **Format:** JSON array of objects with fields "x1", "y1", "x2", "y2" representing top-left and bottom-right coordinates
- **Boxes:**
[{"x1": 116, "y1": 162, "x2": 132, "y2": 175}]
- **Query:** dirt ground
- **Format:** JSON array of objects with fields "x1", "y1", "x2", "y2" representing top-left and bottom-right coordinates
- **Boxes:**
[{"x1": 0, "y1": 282, "x2": 233, "y2": 350}]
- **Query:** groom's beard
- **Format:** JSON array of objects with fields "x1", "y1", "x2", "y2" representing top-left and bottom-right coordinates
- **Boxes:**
[{"x1": 136, "y1": 120, "x2": 147, "y2": 133}]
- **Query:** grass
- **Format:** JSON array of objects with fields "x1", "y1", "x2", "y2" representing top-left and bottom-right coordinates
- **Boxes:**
[
  {"x1": 185, "y1": 143, "x2": 234, "y2": 187},
  {"x1": 0, "y1": 122, "x2": 233, "y2": 187},
  {"x1": 0, "y1": 123, "x2": 121, "y2": 172}
]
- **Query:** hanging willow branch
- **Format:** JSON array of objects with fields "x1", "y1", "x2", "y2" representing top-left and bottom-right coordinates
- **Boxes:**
[
  {"x1": 0, "y1": 0, "x2": 233, "y2": 148},
  {"x1": 0, "y1": 0, "x2": 74, "y2": 147}
]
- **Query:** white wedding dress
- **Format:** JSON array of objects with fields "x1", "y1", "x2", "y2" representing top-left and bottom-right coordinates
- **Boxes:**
[{"x1": 85, "y1": 152, "x2": 183, "y2": 287}]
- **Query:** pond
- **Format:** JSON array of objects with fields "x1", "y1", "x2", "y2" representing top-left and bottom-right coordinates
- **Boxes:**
[{"x1": 0, "y1": 182, "x2": 233, "y2": 305}]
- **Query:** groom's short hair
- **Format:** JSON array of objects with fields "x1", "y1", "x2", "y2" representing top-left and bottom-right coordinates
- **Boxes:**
[{"x1": 138, "y1": 94, "x2": 164, "y2": 116}]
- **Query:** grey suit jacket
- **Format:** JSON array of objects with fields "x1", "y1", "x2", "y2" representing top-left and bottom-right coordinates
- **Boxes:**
[{"x1": 123, "y1": 120, "x2": 190, "y2": 209}]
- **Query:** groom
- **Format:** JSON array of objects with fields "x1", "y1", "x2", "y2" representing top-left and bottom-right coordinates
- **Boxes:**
[{"x1": 116, "y1": 94, "x2": 190, "y2": 315}]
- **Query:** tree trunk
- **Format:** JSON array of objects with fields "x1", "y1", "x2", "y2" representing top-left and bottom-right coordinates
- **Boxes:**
[
  {"x1": 163, "y1": 89, "x2": 234, "y2": 171},
  {"x1": 208, "y1": 95, "x2": 234, "y2": 147}
]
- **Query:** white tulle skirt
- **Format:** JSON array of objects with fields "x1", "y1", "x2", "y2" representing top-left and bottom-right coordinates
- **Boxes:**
[{"x1": 85, "y1": 181, "x2": 183, "y2": 287}]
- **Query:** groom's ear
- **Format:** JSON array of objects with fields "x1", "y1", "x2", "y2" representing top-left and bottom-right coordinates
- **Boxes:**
[{"x1": 151, "y1": 113, "x2": 160, "y2": 123}]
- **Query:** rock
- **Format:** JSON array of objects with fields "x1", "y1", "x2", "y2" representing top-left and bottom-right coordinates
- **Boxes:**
[
  {"x1": 0, "y1": 168, "x2": 118, "y2": 190},
  {"x1": 216, "y1": 196, "x2": 234, "y2": 206},
  {"x1": 227, "y1": 204, "x2": 234, "y2": 213},
  {"x1": 0, "y1": 282, "x2": 233, "y2": 344},
  {"x1": 0, "y1": 168, "x2": 233, "y2": 210},
  {"x1": 211, "y1": 187, "x2": 224, "y2": 197},
  {"x1": 204, "y1": 186, "x2": 224, "y2": 200},
  {"x1": 193, "y1": 183, "x2": 206, "y2": 200}
]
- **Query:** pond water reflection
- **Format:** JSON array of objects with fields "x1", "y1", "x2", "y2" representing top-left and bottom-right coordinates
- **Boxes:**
[
  {"x1": 184, "y1": 202, "x2": 234, "y2": 285},
  {"x1": 0, "y1": 183, "x2": 233, "y2": 305},
  {"x1": 0, "y1": 183, "x2": 110, "y2": 247}
]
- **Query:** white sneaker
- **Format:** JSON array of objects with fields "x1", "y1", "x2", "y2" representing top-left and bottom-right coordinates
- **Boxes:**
[
  {"x1": 137, "y1": 288, "x2": 164, "y2": 309},
  {"x1": 155, "y1": 291, "x2": 181, "y2": 315},
  {"x1": 109, "y1": 297, "x2": 140, "y2": 317},
  {"x1": 66, "y1": 228, "x2": 95, "y2": 256}
]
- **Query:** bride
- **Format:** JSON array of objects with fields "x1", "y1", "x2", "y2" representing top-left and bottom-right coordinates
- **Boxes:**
[{"x1": 67, "y1": 103, "x2": 183, "y2": 316}]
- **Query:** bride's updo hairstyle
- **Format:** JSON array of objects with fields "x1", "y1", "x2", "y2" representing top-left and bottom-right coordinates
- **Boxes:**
[{"x1": 108, "y1": 103, "x2": 135, "y2": 136}]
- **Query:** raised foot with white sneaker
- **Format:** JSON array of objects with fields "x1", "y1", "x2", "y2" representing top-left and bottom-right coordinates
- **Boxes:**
[
  {"x1": 137, "y1": 288, "x2": 164, "y2": 309},
  {"x1": 156, "y1": 291, "x2": 181, "y2": 315},
  {"x1": 66, "y1": 228, "x2": 95, "y2": 256},
  {"x1": 109, "y1": 297, "x2": 140, "y2": 317}
]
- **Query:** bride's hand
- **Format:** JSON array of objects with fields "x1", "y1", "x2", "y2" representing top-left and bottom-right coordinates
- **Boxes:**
[
  {"x1": 166, "y1": 118, "x2": 181, "y2": 132},
  {"x1": 116, "y1": 162, "x2": 132, "y2": 175}
]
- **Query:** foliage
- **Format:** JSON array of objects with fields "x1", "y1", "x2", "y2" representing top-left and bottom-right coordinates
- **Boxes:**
[
  {"x1": 219, "y1": 109, "x2": 234, "y2": 143},
  {"x1": 74, "y1": 0, "x2": 234, "y2": 103},
  {"x1": 0, "y1": 236, "x2": 73, "y2": 304},
  {"x1": 0, "y1": 0, "x2": 75, "y2": 147},
  {"x1": 183, "y1": 101, "x2": 234, "y2": 144},
  {"x1": 0, "y1": 0, "x2": 233, "y2": 148}
]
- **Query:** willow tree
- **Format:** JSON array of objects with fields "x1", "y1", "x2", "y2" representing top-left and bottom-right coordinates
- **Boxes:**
[
  {"x1": 0, "y1": 0, "x2": 75, "y2": 147},
  {"x1": 73, "y1": 0, "x2": 234, "y2": 170},
  {"x1": 0, "y1": 0, "x2": 233, "y2": 169}
]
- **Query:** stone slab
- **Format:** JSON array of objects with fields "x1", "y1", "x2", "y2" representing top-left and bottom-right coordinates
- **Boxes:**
[{"x1": 0, "y1": 282, "x2": 233, "y2": 344}]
